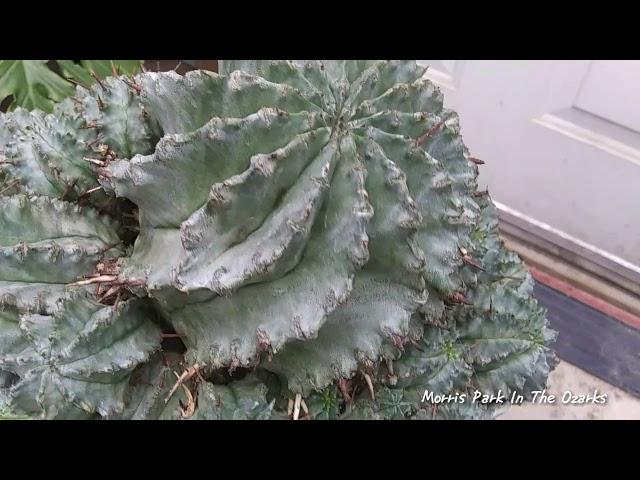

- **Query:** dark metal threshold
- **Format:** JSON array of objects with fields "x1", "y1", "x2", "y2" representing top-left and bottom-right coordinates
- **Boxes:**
[{"x1": 534, "y1": 280, "x2": 640, "y2": 398}]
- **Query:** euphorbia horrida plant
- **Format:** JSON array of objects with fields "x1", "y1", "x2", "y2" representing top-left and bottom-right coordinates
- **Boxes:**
[{"x1": 0, "y1": 60, "x2": 557, "y2": 420}]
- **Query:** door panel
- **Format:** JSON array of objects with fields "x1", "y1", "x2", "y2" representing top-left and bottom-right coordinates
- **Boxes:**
[
  {"x1": 419, "y1": 60, "x2": 640, "y2": 266},
  {"x1": 574, "y1": 61, "x2": 640, "y2": 132}
]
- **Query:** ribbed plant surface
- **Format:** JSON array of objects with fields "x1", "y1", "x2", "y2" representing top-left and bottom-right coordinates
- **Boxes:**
[{"x1": 0, "y1": 60, "x2": 557, "y2": 420}]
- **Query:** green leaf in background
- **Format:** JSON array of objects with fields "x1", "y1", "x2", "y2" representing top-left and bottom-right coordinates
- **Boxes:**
[
  {"x1": 0, "y1": 60, "x2": 143, "y2": 113},
  {"x1": 58, "y1": 60, "x2": 143, "y2": 87},
  {"x1": 0, "y1": 61, "x2": 75, "y2": 112}
]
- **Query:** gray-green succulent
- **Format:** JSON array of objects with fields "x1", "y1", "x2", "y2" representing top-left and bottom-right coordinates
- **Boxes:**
[{"x1": 0, "y1": 60, "x2": 557, "y2": 420}]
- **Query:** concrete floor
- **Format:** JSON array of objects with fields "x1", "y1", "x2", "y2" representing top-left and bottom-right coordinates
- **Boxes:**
[{"x1": 497, "y1": 361, "x2": 640, "y2": 420}]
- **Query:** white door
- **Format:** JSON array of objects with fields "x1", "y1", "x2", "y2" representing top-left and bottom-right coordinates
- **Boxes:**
[{"x1": 418, "y1": 60, "x2": 640, "y2": 268}]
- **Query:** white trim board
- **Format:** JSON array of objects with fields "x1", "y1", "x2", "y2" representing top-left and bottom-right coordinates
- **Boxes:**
[
  {"x1": 533, "y1": 112, "x2": 640, "y2": 168},
  {"x1": 495, "y1": 201, "x2": 640, "y2": 298}
]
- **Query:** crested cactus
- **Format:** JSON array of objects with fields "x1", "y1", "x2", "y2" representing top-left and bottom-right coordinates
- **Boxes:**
[{"x1": 0, "y1": 60, "x2": 557, "y2": 420}]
